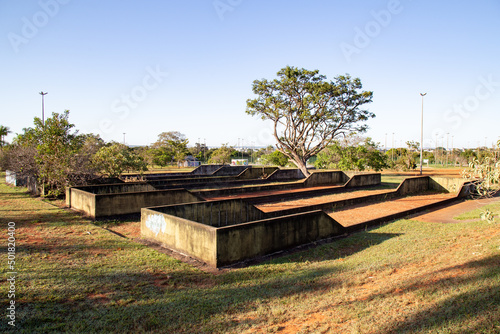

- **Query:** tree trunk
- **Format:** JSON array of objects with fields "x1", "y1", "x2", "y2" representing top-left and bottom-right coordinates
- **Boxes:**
[{"x1": 294, "y1": 159, "x2": 310, "y2": 177}]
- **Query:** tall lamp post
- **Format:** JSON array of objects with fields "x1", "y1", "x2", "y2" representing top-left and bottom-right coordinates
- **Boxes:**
[
  {"x1": 419, "y1": 93, "x2": 426, "y2": 175},
  {"x1": 39, "y1": 91, "x2": 48, "y2": 126}
]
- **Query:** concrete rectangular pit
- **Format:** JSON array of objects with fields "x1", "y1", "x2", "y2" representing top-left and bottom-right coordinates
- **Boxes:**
[
  {"x1": 141, "y1": 202, "x2": 345, "y2": 267},
  {"x1": 141, "y1": 176, "x2": 474, "y2": 267}
]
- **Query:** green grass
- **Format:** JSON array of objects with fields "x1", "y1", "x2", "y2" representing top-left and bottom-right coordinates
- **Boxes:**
[
  {"x1": 0, "y1": 172, "x2": 499, "y2": 333},
  {"x1": 454, "y1": 199, "x2": 500, "y2": 222}
]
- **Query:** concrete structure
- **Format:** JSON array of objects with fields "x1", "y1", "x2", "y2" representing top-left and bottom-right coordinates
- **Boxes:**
[
  {"x1": 141, "y1": 176, "x2": 474, "y2": 267},
  {"x1": 66, "y1": 166, "x2": 294, "y2": 218},
  {"x1": 141, "y1": 203, "x2": 345, "y2": 267},
  {"x1": 66, "y1": 168, "x2": 378, "y2": 218}
]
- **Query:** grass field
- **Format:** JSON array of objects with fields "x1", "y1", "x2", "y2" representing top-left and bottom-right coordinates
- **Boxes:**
[{"x1": 1, "y1": 172, "x2": 499, "y2": 333}]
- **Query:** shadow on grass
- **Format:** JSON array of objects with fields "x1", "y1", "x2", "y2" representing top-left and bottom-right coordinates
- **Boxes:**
[
  {"x1": 261, "y1": 231, "x2": 402, "y2": 265},
  {"x1": 376, "y1": 254, "x2": 500, "y2": 333},
  {"x1": 6, "y1": 260, "x2": 340, "y2": 333}
]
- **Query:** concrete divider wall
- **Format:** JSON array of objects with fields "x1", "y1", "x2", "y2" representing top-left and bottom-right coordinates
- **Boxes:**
[
  {"x1": 237, "y1": 167, "x2": 279, "y2": 180},
  {"x1": 71, "y1": 183, "x2": 156, "y2": 195},
  {"x1": 212, "y1": 166, "x2": 249, "y2": 176},
  {"x1": 68, "y1": 188, "x2": 96, "y2": 217},
  {"x1": 141, "y1": 207, "x2": 346, "y2": 267},
  {"x1": 267, "y1": 168, "x2": 305, "y2": 181},
  {"x1": 396, "y1": 176, "x2": 430, "y2": 196},
  {"x1": 153, "y1": 199, "x2": 265, "y2": 227},
  {"x1": 429, "y1": 177, "x2": 465, "y2": 193},
  {"x1": 141, "y1": 208, "x2": 217, "y2": 266},
  {"x1": 193, "y1": 164, "x2": 226, "y2": 175},
  {"x1": 216, "y1": 210, "x2": 345, "y2": 266},
  {"x1": 303, "y1": 171, "x2": 347, "y2": 187},
  {"x1": 344, "y1": 173, "x2": 381, "y2": 188},
  {"x1": 148, "y1": 176, "x2": 235, "y2": 189},
  {"x1": 93, "y1": 189, "x2": 202, "y2": 217}
]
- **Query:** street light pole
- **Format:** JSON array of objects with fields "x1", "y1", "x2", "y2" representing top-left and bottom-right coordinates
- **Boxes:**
[
  {"x1": 446, "y1": 132, "x2": 449, "y2": 166},
  {"x1": 39, "y1": 91, "x2": 48, "y2": 126},
  {"x1": 419, "y1": 93, "x2": 426, "y2": 175},
  {"x1": 392, "y1": 132, "x2": 395, "y2": 163}
]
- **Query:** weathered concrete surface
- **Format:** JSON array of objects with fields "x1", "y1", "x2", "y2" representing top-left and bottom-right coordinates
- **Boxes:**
[
  {"x1": 69, "y1": 187, "x2": 202, "y2": 218},
  {"x1": 141, "y1": 208, "x2": 217, "y2": 266},
  {"x1": 237, "y1": 167, "x2": 279, "y2": 180},
  {"x1": 68, "y1": 188, "x2": 96, "y2": 217},
  {"x1": 212, "y1": 166, "x2": 249, "y2": 176},
  {"x1": 396, "y1": 176, "x2": 430, "y2": 196},
  {"x1": 429, "y1": 176, "x2": 466, "y2": 193},
  {"x1": 154, "y1": 199, "x2": 265, "y2": 227},
  {"x1": 267, "y1": 168, "x2": 305, "y2": 181},
  {"x1": 344, "y1": 173, "x2": 381, "y2": 188},
  {"x1": 216, "y1": 211, "x2": 345, "y2": 266},
  {"x1": 141, "y1": 206, "x2": 346, "y2": 267},
  {"x1": 139, "y1": 175, "x2": 475, "y2": 268},
  {"x1": 303, "y1": 171, "x2": 347, "y2": 187}
]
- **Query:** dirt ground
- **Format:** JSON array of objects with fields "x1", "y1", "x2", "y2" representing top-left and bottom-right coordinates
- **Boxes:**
[
  {"x1": 327, "y1": 193, "x2": 457, "y2": 227},
  {"x1": 255, "y1": 188, "x2": 394, "y2": 213},
  {"x1": 381, "y1": 167, "x2": 463, "y2": 177}
]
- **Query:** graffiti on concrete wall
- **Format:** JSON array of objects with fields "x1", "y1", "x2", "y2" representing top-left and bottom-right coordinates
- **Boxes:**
[{"x1": 145, "y1": 214, "x2": 166, "y2": 236}]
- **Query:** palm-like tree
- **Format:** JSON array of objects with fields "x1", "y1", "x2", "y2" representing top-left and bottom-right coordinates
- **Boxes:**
[{"x1": 0, "y1": 125, "x2": 11, "y2": 147}]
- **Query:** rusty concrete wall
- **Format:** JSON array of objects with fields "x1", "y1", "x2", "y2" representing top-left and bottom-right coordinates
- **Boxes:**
[
  {"x1": 93, "y1": 189, "x2": 201, "y2": 218},
  {"x1": 344, "y1": 173, "x2": 381, "y2": 188},
  {"x1": 215, "y1": 211, "x2": 346, "y2": 266},
  {"x1": 141, "y1": 208, "x2": 217, "y2": 266}
]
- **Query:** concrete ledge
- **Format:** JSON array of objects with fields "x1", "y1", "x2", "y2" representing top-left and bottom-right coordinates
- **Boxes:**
[
  {"x1": 141, "y1": 205, "x2": 346, "y2": 267},
  {"x1": 216, "y1": 210, "x2": 346, "y2": 266},
  {"x1": 141, "y1": 208, "x2": 217, "y2": 266}
]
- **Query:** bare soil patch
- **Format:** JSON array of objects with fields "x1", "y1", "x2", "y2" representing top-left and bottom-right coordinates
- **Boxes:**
[
  {"x1": 255, "y1": 188, "x2": 394, "y2": 213},
  {"x1": 328, "y1": 193, "x2": 457, "y2": 227}
]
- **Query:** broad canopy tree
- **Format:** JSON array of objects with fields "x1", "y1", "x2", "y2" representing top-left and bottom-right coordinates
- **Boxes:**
[{"x1": 246, "y1": 66, "x2": 374, "y2": 176}]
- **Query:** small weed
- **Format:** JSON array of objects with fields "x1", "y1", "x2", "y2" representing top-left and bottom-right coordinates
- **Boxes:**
[{"x1": 480, "y1": 209, "x2": 495, "y2": 223}]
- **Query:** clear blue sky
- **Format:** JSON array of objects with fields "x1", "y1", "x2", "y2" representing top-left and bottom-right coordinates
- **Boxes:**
[{"x1": 1, "y1": 0, "x2": 499, "y2": 149}]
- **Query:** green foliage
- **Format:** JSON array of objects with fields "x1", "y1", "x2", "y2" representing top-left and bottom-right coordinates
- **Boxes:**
[
  {"x1": 15, "y1": 111, "x2": 85, "y2": 196},
  {"x1": 0, "y1": 125, "x2": 10, "y2": 147},
  {"x1": 92, "y1": 143, "x2": 148, "y2": 177},
  {"x1": 315, "y1": 137, "x2": 388, "y2": 171},
  {"x1": 386, "y1": 143, "x2": 419, "y2": 171},
  {"x1": 208, "y1": 144, "x2": 234, "y2": 164},
  {"x1": 462, "y1": 139, "x2": 500, "y2": 198},
  {"x1": 480, "y1": 209, "x2": 495, "y2": 223},
  {"x1": 246, "y1": 66, "x2": 374, "y2": 176},
  {"x1": 152, "y1": 131, "x2": 189, "y2": 166},
  {"x1": 261, "y1": 150, "x2": 289, "y2": 167}
]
